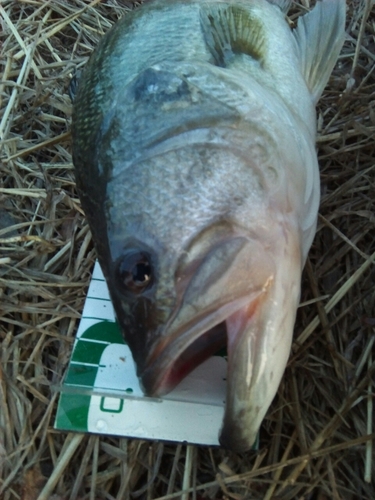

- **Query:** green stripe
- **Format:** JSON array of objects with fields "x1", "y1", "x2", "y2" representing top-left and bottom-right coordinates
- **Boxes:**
[
  {"x1": 73, "y1": 340, "x2": 110, "y2": 364},
  {"x1": 57, "y1": 321, "x2": 126, "y2": 432},
  {"x1": 80, "y1": 321, "x2": 124, "y2": 344},
  {"x1": 65, "y1": 364, "x2": 98, "y2": 387},
  {"x1": 55, "y1": 393, "x2": 91, "y2": 431},
  {"x1": 67, "y1": 322, "x2": 125, "y2": 386}
]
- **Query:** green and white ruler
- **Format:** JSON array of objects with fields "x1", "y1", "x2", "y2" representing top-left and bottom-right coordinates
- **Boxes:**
[{"x1": 55, "y1": 261, "x2": 228, "y2": 446}]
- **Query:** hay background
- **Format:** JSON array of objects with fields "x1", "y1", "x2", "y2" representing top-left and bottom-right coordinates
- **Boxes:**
[{"x1": 0, "y1": 0, "x2": 374, "y2": 498}]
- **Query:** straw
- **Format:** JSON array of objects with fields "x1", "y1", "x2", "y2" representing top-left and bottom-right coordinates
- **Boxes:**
[{"x1": 0, "y1": 1, "x2": 374, "y2": 498}]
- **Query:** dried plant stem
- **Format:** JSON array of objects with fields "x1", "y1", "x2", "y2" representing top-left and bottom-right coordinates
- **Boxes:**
[
  {"x1": 36, "y1": 433, "x2": 84, "y2": 500},
  {"x1": 295, "y1": 249, "x2": 375, "y2": 348},
  {"x1": 0, "y1": 1, "x2": 374, "y2": 498},
  {"x1": 181, "y1": 445, "x2": 194, "y2": 500},
  {"x1": 364, "y1": 349, "x2": 373, "y2": 484}
]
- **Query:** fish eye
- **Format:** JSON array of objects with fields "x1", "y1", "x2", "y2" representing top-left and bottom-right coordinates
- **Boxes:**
[{"x1": 116, "y1": 250, "x2": 153, "y2": 294}]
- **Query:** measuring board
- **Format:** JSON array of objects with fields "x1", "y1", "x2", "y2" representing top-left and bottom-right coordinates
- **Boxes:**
[{"x1": 55, "y1": 261, "x2": 230, "y2": 446}]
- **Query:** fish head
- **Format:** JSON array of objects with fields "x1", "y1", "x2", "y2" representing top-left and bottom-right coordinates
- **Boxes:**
[{"x1": 90, "y1": 115, "x2": 303, "y2": 451}]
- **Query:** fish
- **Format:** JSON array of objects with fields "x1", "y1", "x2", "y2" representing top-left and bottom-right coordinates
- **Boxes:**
[{"x1": 72, "y1": 0, "x2": 346, "y2": 452}]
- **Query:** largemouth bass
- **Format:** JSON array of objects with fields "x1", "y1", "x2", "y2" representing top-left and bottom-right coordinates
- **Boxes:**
[{"x1": 72, "y1": 0, "x2": 345, "y2": 452}]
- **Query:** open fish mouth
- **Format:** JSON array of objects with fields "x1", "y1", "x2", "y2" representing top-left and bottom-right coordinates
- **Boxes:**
[
  {"x1": 140, "y1": 294, "x2": 257, "y2": 397},
  {"x1": 141, "y1": 320, "x2": 228, "y2": 397}
]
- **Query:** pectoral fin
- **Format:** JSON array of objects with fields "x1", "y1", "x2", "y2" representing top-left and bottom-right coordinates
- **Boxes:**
[
  {"x1": 200, "y1": 4, "x2": 266, "y2": 67},
  {"x1": 293, "y1": 0, "x2": 346, "y2": 102}
]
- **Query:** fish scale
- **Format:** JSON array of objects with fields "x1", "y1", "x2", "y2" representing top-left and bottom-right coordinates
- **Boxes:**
[{"x1": 108, "y1": 147, "x2": 265, "y2": 246}]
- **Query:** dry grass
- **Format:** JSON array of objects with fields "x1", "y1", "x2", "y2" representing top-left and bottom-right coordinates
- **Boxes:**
[{"x1": 0, "y1": 0, "x2": 374, "y2": 498}]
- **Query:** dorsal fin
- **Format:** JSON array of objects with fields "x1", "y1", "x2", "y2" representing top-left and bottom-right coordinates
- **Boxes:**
[
  {"x1": 200, "y1": 5, "x2": 265, "y2": 68},
  {"x1": 293, "y1": 0, "x2": 346, "y2": 102}
]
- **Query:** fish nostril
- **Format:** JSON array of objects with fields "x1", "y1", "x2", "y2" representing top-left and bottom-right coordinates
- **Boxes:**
[{"x1": 116, "y1": 250, "x2": 153, "y2": 294}]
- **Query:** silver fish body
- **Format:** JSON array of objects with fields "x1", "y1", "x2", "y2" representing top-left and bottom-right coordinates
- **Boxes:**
[{"x1": 72, "y1": 0, "x2": 345, "y2": 451}]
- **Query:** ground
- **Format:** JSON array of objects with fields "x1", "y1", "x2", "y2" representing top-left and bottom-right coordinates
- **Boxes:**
[{"x1": 0, "y1": 1, "x2": 374, "y2": 499}]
